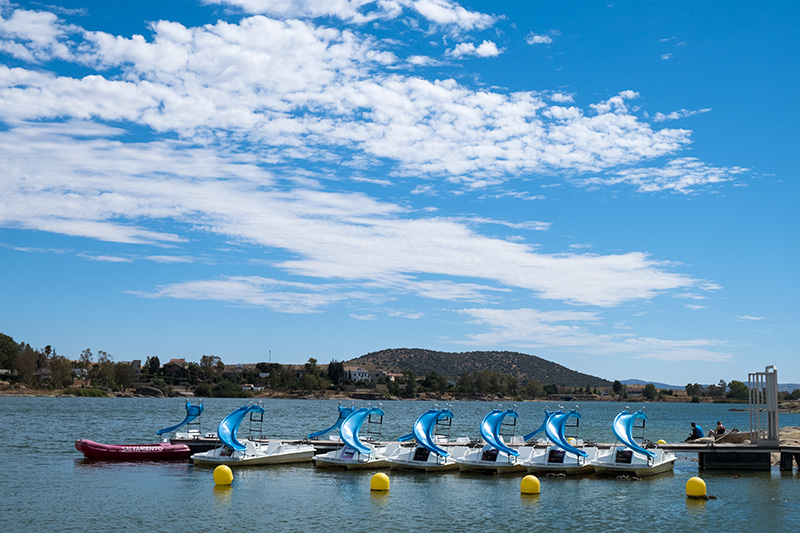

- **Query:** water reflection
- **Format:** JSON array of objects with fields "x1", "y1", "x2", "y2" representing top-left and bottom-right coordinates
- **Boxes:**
[{"x1": 213, "y1": 485, "x2": 233, "y2": 504}]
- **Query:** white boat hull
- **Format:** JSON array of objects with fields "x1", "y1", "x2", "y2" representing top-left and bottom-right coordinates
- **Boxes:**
[
  {"x1": 387, "y1": 445, "x2": 468, "y2": 472},
  {"x1": 524, "y1": 446, "x2": 600, "y2": 475},
  {"x1": 313, "y1": 443, "x2": 398, "y2": 470},
  {"x1": 192, "y1": 439, "x2": 315, "y2": 466},
  {"x1": 591, "y1": 447, "x2": 676, "y2": 477},
  {"x1": 456, "y1": 445, "x2": 537, "y2": 474}
]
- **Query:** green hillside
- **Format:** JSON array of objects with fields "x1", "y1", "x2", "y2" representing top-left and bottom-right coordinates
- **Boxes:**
[{"x1": 345, "y1": 348, "x2": 611, "y2": 388}]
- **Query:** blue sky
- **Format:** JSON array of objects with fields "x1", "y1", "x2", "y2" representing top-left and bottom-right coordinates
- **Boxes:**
[{"x1": 0, "y1": 0, "x2": 797, "y2": 385}]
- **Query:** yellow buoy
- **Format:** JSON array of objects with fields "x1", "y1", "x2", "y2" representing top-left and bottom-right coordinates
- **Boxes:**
[
  {"x1": 370, "y1": 472, "x2": 390, "y2": 491},
  {"x1": 520, "y1": 474, "x2": 540, "y2": 495},
  {"x1": 685, "y1": 476, "x2": 706, "y2": 498},
  {"x1": 213, "y1": 465, "x2": 234, "y2": 486},
  {"x1": 567, "y1": 437, "x2": 576, "y2": 445},
  {"x1": 657, "y1": 439, "x2": 666, "y2": 445}
]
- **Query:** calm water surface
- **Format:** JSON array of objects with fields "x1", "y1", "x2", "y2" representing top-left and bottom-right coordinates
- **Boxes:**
[{"x1": 1, "y1": 397, "x2": 799, "y2": 532}]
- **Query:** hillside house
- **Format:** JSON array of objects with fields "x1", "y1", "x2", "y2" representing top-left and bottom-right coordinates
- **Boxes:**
[{"x1": 344, "y1": 366, "x2": 372, "y2": 382}]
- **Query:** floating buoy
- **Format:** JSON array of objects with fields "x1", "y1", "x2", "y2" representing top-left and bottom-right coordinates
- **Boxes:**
[
  {"x1": 657, "y1": 439, "x2": 666, "y2": 445},
  {"x1": 520, "y1": 474, "x2": 540, "y2": 494},
  {"x1": 685, "y1": 476, "x2": 706, "y2": 498},
  {"x1": 567, "y1": 437, "x2": 576, "y2": 445},
  {"x1": 370, "y1": 472, "x2": 390, "y2": 491},
  {"x1": 213, "y1": 465, "x2": 234, "y2": 486}
]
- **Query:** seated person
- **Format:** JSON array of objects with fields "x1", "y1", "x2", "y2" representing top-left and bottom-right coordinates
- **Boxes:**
[
  {"x1": 713, "y1": 421, "x2": 726, "y2": 436},
  {"x1": 685, "y1": 422, "x2": 704, "y2": 441}
]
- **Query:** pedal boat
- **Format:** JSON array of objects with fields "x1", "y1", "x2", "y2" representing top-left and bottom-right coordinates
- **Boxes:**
[
  {"x1": 191, "y1": 404, "x2": 315, "y2": 466},
  {"x1": 314, "y1": 406, "x2": 399, "y2": 469},
  {"x1": 387, "y1": 407, "x2": 468, "y2": 472},
  {"x1": 456, "y1": 408, "x2": 535, "y2": 474},
  {"x1": 591, "y1": 410, "x2": 676, "y2": 477},
  {"x1": 524, "y1": 409, "x2": 600, "y2": 475}
]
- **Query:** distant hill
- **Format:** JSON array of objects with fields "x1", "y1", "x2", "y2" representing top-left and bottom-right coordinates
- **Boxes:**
[
  {"x1": 621, "y1": 379, "x2": 683, "y2": 391},
  {"x1": 622, "y1": 380, "x2": 800, "y2": 393},
  {"x1": 345, "y1": 348, "x2": 611, "y2": 388}
]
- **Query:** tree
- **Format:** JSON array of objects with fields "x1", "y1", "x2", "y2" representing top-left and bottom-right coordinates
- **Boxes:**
[
  {"x1": 87, "y1": 350, "x2": 116, "y2": 389},
  {"x1": 523, "y1": 380, "x2": 544, "y2": 399},
  {"x1": 48, "y1": 355, "x2": 74, "y2": 389},
  {"x1": 300, "y1": 373, "x2": 319, "y2": 391},
  {"x1": 685, "y1": 383, "x2": 704, "y2": 397},
  {"x1": 114, "y1": 363, "x2": 136, "y2": 391},
  {"x1": 727, "y1": 380, "x2": 749, "y2": 400},
  {"x1": 80, "y1": 348, "x2": 93, "y2": 369},
  {"x1": 304, "y1": 358, "x2": 321, "y2": 378},
  {"x1": 612, "y1": 380, "x2": 623, "y2": 394},
  {"x1": 145, "y1": 355, "x2": 160, "y2": 375},
  {"x1": 642, "y1": 383, "x2": 656, "y2": 400},
  {"x1": 0, "y1": 333, "x2": 20, "y2": 371},
  {"x1": 402, "y1": 369, "x2": 417, "y2": 398},
  {"x1": 14, "y1": 344, "x2": 38, "y2": 386},
  {"x1": 327, "y1": 360, "x2": 345, "y2": 386},
  {"x1": 200, "y1": 355, "x2": 222, "y2": 381}
]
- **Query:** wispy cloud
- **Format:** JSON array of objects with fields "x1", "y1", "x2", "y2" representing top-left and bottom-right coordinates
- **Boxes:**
[
  {"x1": 653, "y1": 108, "x2": 711, "y2": 122},
  {"x1": 525, "y1": 32, "x2": 553, "y2": 45},
  {"x1": 460, "y1": 307, "x2": 732, "y2": 363},
  {"x1": 581, "y1": 157, "x2": 748, "y2": 194},
  {"x1": 79, "y1": 253, "x2": 132, "y2": 263},
  {"x1": 133, "y1": 276, "x2": 357, "y2": 313},
  {"x1": 736, "y1": 314, "x2": 766, "y2": 321}
]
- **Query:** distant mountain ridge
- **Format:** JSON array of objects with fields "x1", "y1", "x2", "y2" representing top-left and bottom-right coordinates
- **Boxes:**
[
  {"x1": 623, "y1": 380, "x2": 800, "y2": 393},
  {"x1": 620, "y1": 379, "x2": 683, "y2": 390},
  {"x1": 345, "y1": 348, "x2": 611, "y2": 388}
]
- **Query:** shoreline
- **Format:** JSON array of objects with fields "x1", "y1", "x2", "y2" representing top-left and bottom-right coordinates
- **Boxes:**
[{"x1": 3, "y1": 384, "x2": 797, "y2": 411}]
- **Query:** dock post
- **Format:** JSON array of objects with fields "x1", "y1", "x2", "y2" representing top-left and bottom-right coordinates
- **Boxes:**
[{"x1": 748, "y1": 365, "x2": 779, "y2": 447}]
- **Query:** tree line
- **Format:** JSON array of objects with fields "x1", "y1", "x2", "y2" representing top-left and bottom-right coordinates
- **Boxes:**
[{"x1": 4, "y1": 332, "x2": 798, "y2": 401}]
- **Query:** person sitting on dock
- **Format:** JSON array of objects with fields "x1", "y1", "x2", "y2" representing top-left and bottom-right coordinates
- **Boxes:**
[
  {"x1": 713, "y1": 421, "x2": 726, "y2": 436},
  {"x1": 686, "y1": 422, "x2": 704, "y2": 441}
]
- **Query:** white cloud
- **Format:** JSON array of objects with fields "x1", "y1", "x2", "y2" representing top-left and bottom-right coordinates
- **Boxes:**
[
  {"x1": 581, "y1": 157, "x2": 748, "y2": 194},
  {"x1": 147, "y1": 255, "x2": 196, "y2": 264},
  {"x1": 736, "y1": 314, "x2": 766, "y2": 321},
  {"x1": 201, "y1": 0, "x2": 496, "y2": 31},
  {"x1": 134, "y1": 276, "x2": 356, "y2": 313},
  {"x1": 79, "y1": 253, "x2": 132, "y2": 263},
  {"x1": 0, "y1": 12, "x2": 693, "y2": 186},
  {"x1": 0, "y1": 6, "x2": 74, "y2": 61},
  {"x1": 0, "y1": 5, "x2": 731, "y2": 314},
  {"x1": 549, "y1": 92, "x2": 573, "y2": 103},
  {"x1": 449, "y1": 39, "x2": 500, "y2": 58},
  {"x1": 0, "y1": 120, "x2": 700, "y2": 309},
  {"x1": 460, "y1": 307, "x2": 732, "y2": 362},
  {"x1": 525, "y1": 32, "x2": 552, "y2": 45},
  {"x1": 653, "y1": 108, "x2": 711, "y2": 122}
]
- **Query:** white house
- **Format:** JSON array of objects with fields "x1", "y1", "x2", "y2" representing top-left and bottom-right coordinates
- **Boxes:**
[{"x1": 344, "y1": 366, "x2": 372, "y2": 382}]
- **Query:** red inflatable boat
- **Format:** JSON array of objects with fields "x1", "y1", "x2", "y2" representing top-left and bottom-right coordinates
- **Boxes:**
[{"x1": 75, "y1": 439, "x2": 193, "y2": 460}]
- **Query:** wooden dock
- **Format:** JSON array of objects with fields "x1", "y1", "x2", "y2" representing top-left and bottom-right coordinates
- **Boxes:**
[{"x1": 657, "y1": 442, "x2": 800, "y2": 471}]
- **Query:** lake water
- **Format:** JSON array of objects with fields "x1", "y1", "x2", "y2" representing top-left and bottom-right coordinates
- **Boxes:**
[{"x1": 1, "y1": 397, "x2": 799, "y2": 531}]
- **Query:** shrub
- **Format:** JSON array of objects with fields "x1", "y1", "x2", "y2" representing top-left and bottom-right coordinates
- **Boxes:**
[{"x1": 66, "y1": 387, "x2": 107, "y2": 397}]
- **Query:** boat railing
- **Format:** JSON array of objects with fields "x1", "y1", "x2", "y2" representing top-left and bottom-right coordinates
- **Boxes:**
[
  {"x1": 248, "y1": 402, "x2": 265, "y2": 439},
  {"x1": 435, "y1": 415, "x2": 453, "y2": 444},
  {"x1": 363, "y1": 405, "x2": 384, "y2": 442}
]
